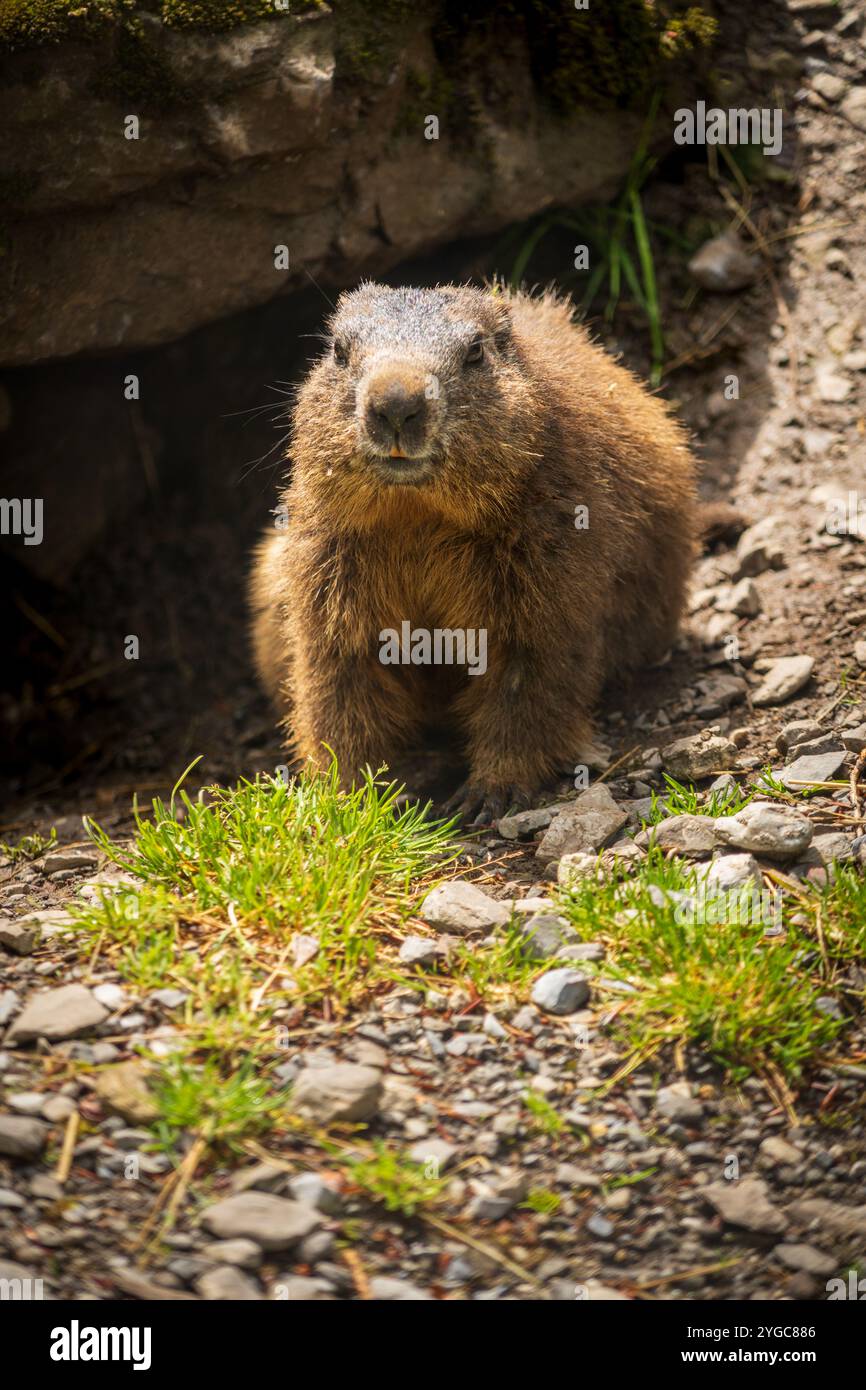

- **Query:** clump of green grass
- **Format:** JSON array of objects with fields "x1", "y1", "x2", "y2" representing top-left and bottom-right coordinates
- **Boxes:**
[
  {"x1": 0, "y1": 827, "x2": 57, "y2": 861},
  {"x1": 835, "y1": 667, "x2": 866, "y2": 708},
  {"x1": 520, "y1": 1189, "x2": 561, "y2": 1217},
  {"x1": 506, "y1": 89, "x2": 671, "y2": 383},
  {"x1": 814, "y1": 867, "x2": 866, "y2": 966},
  {"x1": 754, "y1": 763, "x2": 848, "y2": 802},
  {"x1": 557, "y1": 850, "x2": 848, "y2": 1083},
  {"x1": 752, "y1": 765, "x2": 790, "y2": 798},
  {"x1": 150, "y1": 1054, "x2": 288, "y2": 1151},
  {"x1": 446, "y1": 925, "x2": 539, "y2": 1003},
  {"x1": 645, "y1": 772, "x2": 753, "y2": 825},
  {"x1": 522, "y1": 1091, "x2": 566, "y2": 1137},
  {"x1": 75, "y1": 759, "x2": 458, "y2": 1042},
  {"x1": 603, "y1": 1166, "x2": 657, "y2": 1193},
  {"x1": 341, "y1": 1141, "x2": 447, "y2": 1215}
]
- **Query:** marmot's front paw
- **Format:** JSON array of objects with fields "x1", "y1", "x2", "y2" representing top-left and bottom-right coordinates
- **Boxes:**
[{"x1": 443, "y1": 780, "x2": 532, "y2": 828}]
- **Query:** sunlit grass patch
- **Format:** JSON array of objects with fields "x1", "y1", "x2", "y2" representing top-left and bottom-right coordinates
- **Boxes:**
[
  {"x1": 74, "y1": 760, "x2": 459, "y2": 1044},
  {"x1": 505, "y1": 89, "x2": 672, "y2": 384},
  {"x1": 150, "y1": 1053, "x2": 289, "y2": 1151},
  {"x1": 338, "y1": 1141, "x2": 447, "y2": 1216},
  {"x1": 754, "y1": 764, "x2": 845, "y2": 802},
  {"x1": 813, "y1": 865, "x2": 866, "y2": 967},
  {"x1": 446, "y1": 925, "x2": 539, "y2": 1003},
  {"x1": 522, "y1": 1091, "x2": 567, "y2": 1137},
  {"x1": 0, "y1": 827, "x2": 57, "y2": 861},
  {"x1": 68, "y1": 750, "x2": 866, "y2": 1152},
  {"x1": 644, "y1": 771, "x2": 754, "y2": 825},
  {"x1": 520, "y1": 1189, "x2": 561, "y2": 1217},
  {"x1": 556, "y1": 850, "x2": 850, "y2": 1083}
]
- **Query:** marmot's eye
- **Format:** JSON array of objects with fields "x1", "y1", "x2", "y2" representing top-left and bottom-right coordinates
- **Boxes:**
[
  {"x1": 332, "y1": 339, "x2": 349, "y2": 366},
  {"x1": 464, "y1": 337, "x2": 485, "y2": 365}
]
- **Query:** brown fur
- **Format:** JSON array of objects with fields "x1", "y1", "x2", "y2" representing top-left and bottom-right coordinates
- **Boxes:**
[{"x1": 249, "y1": 283, "x2": 697, "y2": 819}]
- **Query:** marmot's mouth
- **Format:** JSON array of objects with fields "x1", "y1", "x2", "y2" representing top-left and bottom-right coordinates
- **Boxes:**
[{"x1": 368, "y1": 450, "x2": 436, "y2": 485}]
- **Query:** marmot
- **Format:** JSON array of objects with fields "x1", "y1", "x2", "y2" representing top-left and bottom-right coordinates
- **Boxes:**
[{"x1": 250, "y1": 282, "x2": 697, "y2": 822}]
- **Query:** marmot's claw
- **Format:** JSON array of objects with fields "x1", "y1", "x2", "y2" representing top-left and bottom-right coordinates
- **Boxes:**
[
  {"x1": 444, "y1": 783, "x2": 531, "y2": 827},
  {"x1": 443, "y1": 781, "x2": 482, "y2": 822}
]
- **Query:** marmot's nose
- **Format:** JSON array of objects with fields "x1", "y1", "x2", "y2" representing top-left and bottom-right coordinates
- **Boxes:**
[{"x1": 367, "y1": 381, "x2": 427, "y2": 437}]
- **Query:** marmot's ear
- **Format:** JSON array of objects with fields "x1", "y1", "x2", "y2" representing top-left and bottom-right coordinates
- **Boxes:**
[
  {"x1": 334, "y1": 280, "x2": 380, "y2": 314},
  {"x1": 329, "y1": 287, "x2": 354, "y2": 327},
  {"x1": 490, "y1": 296, "x2": 513, "y2": 351}
]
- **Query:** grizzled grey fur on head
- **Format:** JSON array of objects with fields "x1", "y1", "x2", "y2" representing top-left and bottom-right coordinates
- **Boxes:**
[{"x1": 318, "y1": 282, "x2": 532, "y2": 508}]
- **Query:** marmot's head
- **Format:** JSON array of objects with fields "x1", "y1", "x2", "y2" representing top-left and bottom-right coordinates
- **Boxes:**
[{"x1": 291, "y1": 283, "x2": 540, "y2": 528}]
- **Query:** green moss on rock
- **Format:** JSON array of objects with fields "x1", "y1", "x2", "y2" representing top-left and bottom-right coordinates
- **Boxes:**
[
  {"x1": 1, "y1": 1, "x2": 718, "y2": 117},
  {"x1": 333, "y1": 0, "x2": 416, "y2": 88},
  {"x1": 161, "y1": 0, "x2": 323, "y2": 32},
  {"x1": 0, "y1": 2, "x2": 325, "y2": 108},
  {"x1": 92, "y1": 14, "x2": 183, "y2": 107},
  {"x1": 475, "y1": 0, "x2": 719, "y2": 113},
  {"x1": 393, "y1": 64, "x2": 456, "y2": 139},
  {"x1": 0, "y1": 0, "x2": 322, "y2": 51},
  {"x1": 0, "y1": 0, "x2": 134, "y2": 50},
  {"x1": 539, "y1": 0, "x2": 667, "y2": 110}
]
